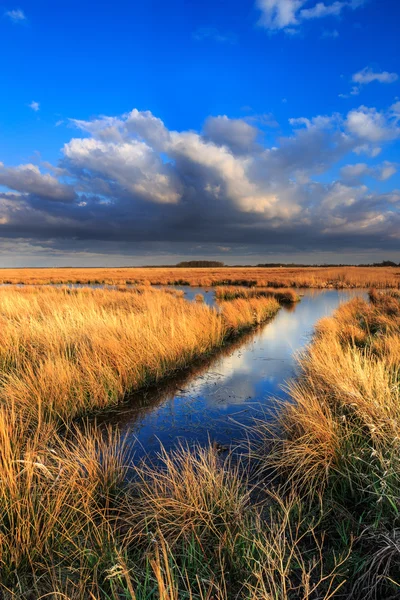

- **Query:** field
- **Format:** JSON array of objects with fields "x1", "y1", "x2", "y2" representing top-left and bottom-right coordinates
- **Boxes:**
[
  {"x1": 0, "y1": 265, "x2": 399, "y2": 288},
  {"x1": 0, "y1": 286, "x2": 283, "y2": 424},
  {"x1": 0, "y1": 285, "x2": 399, "y2": 598}
]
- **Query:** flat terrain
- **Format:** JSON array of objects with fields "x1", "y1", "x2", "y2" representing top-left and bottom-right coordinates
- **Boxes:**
[
  {"x1": 0, "y1": 265, "x2": 399, "y2": 288},
  {"x1": 0, "y1": 284, "x2": 399, "y2": 598}
]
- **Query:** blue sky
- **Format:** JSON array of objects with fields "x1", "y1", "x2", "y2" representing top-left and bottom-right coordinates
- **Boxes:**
[{"x1": 0, "y1": 0, "x2": 399, "y2": 265}]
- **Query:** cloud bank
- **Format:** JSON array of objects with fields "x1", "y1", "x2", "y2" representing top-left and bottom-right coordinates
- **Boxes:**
[{"x1": 0, "y1": 104, "x2": 399, "y2": 261}]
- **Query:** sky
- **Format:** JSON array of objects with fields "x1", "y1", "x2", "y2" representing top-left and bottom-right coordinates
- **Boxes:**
[{"x1": 0, "y1": 0, "x2": 399, "y2": 266}]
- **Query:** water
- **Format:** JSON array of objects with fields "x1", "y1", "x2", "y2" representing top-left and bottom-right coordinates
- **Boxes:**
[
  {"x1": 0, "y1": 282, "x2": 218, "y2": 306},
  {"x1": 161, "y1": 285, "x2": 216, "y2": 307},
  {"x1": 95, "y1": 289, "x2": 368, "y2": 461}
]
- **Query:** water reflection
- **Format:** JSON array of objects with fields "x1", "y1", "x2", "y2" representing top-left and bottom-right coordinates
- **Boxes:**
[{"x1": 94, "y1": 289, "x2": 368, "y2": 461}]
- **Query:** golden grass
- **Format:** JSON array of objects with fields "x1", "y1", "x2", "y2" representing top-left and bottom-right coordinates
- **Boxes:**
[
  {"x1": 215, "y1": 286, "x2": 300, "y2": 303},
  {"x1": 0, "y1": 285, "x2": 284, "y2": 597},
  {"x1": 249, "y1": 289, "x2": 400, "y2": 598},
  {"x1": 2, "y1": 285, "x2": 399, "y2": 597},
  {"x1": 0, "y1": 265, "x2": 398, "y2": 288},
  {"x1": 129, "y1": 446, "x2": 347, "y2": 600},
  {"x1": 0, "y1": 286, "x2": 279, "y2": 425},
  {"x1": 257, "y1": 291, "x2": 400, "y2": 490},
  {"x1": 0, "y1": 284, "x2": 339, "y2": 599}
]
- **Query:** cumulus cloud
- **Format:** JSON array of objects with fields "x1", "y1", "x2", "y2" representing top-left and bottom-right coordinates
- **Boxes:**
[
  {"x1": 346, "y1": 105, "x2": 400, "y2": 142},
  {"x1": 0, "y1": 163, "x2": 76, "y2": 202},
  {"x1": 203, "y1": 116, "x2": 260, "y2": 154},
  {"x1": 0, "y1": 104, "x2": 399, "y2": 258},
  {"x1": 256, "y1": 0, "x2": 366, "y2": 33},
  {"x1": 29, "y1": 101, "x2": 40, "y2": 112},
  {"x1": 340, "y1": 161, "x2": 397, "y2": 184}
]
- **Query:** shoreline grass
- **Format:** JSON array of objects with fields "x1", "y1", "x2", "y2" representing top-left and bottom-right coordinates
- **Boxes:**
[
  {"x1": 251, "y1": 289, "x2": 400, "y2": 598},
  {"x1": 0, "y1": 285, "x2": 285, "y2": 598},
  {"x1": 0, "y1": 286, "x2": 280, "y2": 426},
  {"x1": 1, "y1": 287, "x2": 399, "y2": 598},
  {"x1": 215, "y1": 285, "x2": 300, "y2": 303}
]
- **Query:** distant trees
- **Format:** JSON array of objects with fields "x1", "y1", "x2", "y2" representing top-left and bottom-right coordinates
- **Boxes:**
[
  {"x1": 176, "y1": 261, "x2": 225, "y2": 268},
  {"x1": 373, "y1": 260, "x2": 398, "y2": 267},
  {"x1": 256, "y1": 261, "x2": 400, "y2": 268}
]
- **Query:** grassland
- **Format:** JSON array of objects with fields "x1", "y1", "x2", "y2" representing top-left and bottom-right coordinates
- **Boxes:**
[
  {"x1": 0, "y1": 286, "x2": 281, "y2": 425},
  {"x1": 0, "y1": 265, "x2": 399, "y2": 288},
  {"x1": 253, "y1": 288, "x2": 400, "y2": 598},
  {"x1": 0, "y1": 286, "x2": 399, "y2": 598}
]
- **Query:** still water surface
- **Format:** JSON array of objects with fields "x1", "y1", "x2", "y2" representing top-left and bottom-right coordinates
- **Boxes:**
[{"x1": 96, "y1": 288, "x2": 368, "y2": 461}]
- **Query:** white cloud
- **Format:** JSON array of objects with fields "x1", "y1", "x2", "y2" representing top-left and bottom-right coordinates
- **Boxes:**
[
  {"x1": 5, "y1": 8, "x2": 26, "y2": 22},
  {"x1": 256, "y1": 0, "x2": 304, "y2": 31},
  {"x1": 63, "y1": 137, "x2": 180, "y2": 204},
  {"x1": 353, "y1": 67, "x2": 399, "y2": 85},
  {"x1": 256, "y1": 0, "x2": 366, "y2": 33},
  {"x1": 346, "y1": 106, "x2": 400, "y2": 142},
  {"x1": 29, "y1": 101, "x2": 40, "y2": 112},
  {"x1": 340, "y1": 162, "x2": 369, "y2": 180},
  {"x1": 300, "y1": 2, "x2": 346, "y2": 20},
  {"x1": 354, "y1": 144, "x2": 382, "y2": 158},
  {"x1": 379, "y1": 161, "x2": 397, "y2": 181}
]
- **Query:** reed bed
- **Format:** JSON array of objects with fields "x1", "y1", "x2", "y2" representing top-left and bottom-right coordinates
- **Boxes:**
[
  {"x1": 0, "y1": 286, "x2": 279, "y2": 425},
  {"x1": 0, "y1": 284, "x2": 291, "y2": 599},
  {"x1": 215, "y1": 286, "x2": 300, "y2": 303},
  {"x1": 0, "y1": 423, "x2": 347, "y2": 599},
  {"x1": 1, "y1": 286, "x2": 399, "y2": 598},
  {"x1": 0, "y1": 265, "x2": 398, "y2": 288},
  {"x1": 252, "y1": 289, "x2": 400, "y2": 598}
]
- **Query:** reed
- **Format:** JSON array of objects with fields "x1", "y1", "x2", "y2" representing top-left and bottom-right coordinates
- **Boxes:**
[
  {"x1": 2, "y1": 285, "x2": 399, "y2": 598},
  {"x1": 252, "y1": 289, "x2": 400, "y2": 598},
  {"x1": 0, "y1": 265, "x2": 398, "y2": 288},
  {"x1": 0, "y1": 286, "x2": 279, "y2": 426},
  {"x1": 215, "y1": 286, "x2": 300, "y2": 303},
  {"x1": 0, "y1": 285, "x2": 288, "y2": 598}
]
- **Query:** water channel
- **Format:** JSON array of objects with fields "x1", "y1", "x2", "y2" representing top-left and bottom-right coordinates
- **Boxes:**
[{"x1": 93, "y1": 288, "x2": 368, "y2": 461}]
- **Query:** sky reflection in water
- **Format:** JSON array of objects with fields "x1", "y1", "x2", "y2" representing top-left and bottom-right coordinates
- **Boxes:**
[{"x1": 97, "y1": 289, "x2": 368, "y2": 460}]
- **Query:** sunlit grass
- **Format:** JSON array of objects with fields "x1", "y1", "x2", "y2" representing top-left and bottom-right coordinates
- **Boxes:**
[
  {"x1": 215, "y1": 285, "x2": 300, "y2": 303},
  {"x1": 0, "y1": 286, "x2": 279, "y2": 426},
  {"x1": 1, "y1": 285, "x2": 399, "y2": 597},
  {"x1": 252, "y1": 289, "x2": 400, "y2": 598},
  {"x1": 0, "y1": 265, "x2": 398, "y2": 288}
]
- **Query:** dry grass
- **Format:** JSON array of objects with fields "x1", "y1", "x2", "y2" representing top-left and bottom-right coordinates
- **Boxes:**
[
  {"x1": 2, "y1": 285, "x2": 399, "y2": 597},
  {"x1": 0, "y1": 265, "x2": 398, "y2": 288},
  {"x1": 0, "y1": 284, "x2": 345, "y2": 599},
  {"x1": 215, "y1": 286, "x2": 300, "y2": 303},
  {"x1": 0, "y1": 286, "x2": 221, "y2": 424},
  {"x1": 0, "y1": 285, "x2": 282, "y2": 598},
  {"x1": 0, "y1": 420, "x2": 350, "y2": 599},
  {"x1": 252, "y1": 290, "x2": 400, "y2": 598},
  {"x1": 260, "y1": 291, "x2": 400, "y2": 490},
  {"x1": 0, "y1": 286, "x2": 280, "y2": 425}
]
